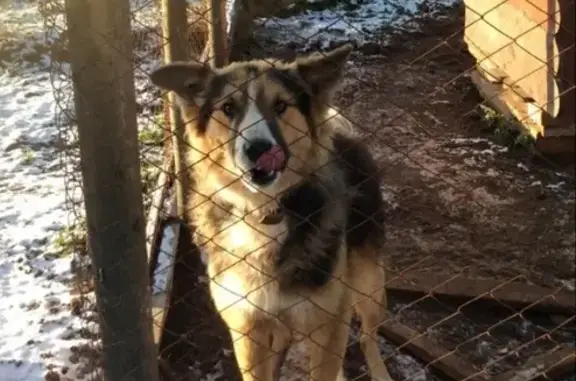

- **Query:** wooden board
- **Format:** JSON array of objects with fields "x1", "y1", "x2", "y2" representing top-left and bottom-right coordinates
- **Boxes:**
[
  {"x1": 464, "y1": 0, "x2": 575, "y2": 134},
  {"x1": 143, "y1": 154, "x2": 175, "y2": 346},
  {"x1": 145, "y1": 155, "x2": 174, "y2": 259},
  {"x1": 534, "y1": 135, "x2": 576, "y2": 156},
  {"x1": 470, "y1": 68, "x2": 575, "y2": 154},
  {"x1": 470, "y1": 68, "x2": 544, "y2": 138},
  {"x1": 150, "y1": 194, "x2": 180, "y2": 346},
  {"x1": 490, "y1": 343, "x2": 575, "y2": 381},
  {"x1": 380, "y1": 321, "x2": 487, "y2": 381},
  {"x1": 463, "y1": 0, "x2": 561, "y2": 120},
  {"x1": 386, "y1": 272, "x2": 575, "y2": 315}
]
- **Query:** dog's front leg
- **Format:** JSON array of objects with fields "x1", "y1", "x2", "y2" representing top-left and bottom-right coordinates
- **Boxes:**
[
  {"x1": 227, "y1": 317, "x2": 291, "y2": 381},
  {"x1": 308, "y1": 308, "x2": 353, "y2": 381},
  {"x1": 229, "y1": 326, "x2": 274, "y2": 381}
]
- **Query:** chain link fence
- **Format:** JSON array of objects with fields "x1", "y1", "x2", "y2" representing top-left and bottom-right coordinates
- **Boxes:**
[{"x1": 38, "y1": 0, "x2": 575, "y2": 380}]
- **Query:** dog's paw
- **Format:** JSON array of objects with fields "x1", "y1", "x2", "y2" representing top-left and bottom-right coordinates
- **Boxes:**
[{"x1": 336, "y1": 369, "x2": 348, "y2": 381}]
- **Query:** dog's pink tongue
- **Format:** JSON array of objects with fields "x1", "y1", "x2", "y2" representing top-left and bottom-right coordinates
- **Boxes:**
[{"x1": 256, "y1": 145, "x2": 285, "y2": 172}]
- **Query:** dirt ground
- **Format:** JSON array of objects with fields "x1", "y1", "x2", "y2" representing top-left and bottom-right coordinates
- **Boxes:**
[
  {"x1": 335, "y1": 24, "x2": 575, "y2": 291},
  {"x1": 158, "y1": 3, "x2": 575, "y2": 381}
]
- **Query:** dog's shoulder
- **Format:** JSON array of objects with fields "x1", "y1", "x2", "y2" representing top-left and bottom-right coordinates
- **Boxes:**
[
  {"x1": 332, "y1": 132, "x2": 386, "y2": 249},
  {"x1": 187, "y1": 191, "x2": 234, "y2": 247},
  {"x1": 276, "y1": 171, "x2": 347, "y2": 289}
]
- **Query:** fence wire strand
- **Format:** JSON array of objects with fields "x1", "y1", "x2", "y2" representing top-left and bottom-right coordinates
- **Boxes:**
[{"x1": 38, "y1": 0, "x2": 576, "y2": 380}]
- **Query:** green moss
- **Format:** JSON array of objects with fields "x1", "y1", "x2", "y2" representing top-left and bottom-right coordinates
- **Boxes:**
[
  {"x1": 139, "y1": 111, "x2": 166, "y2": 147},
  {"x1": 139, "y1": 111, "x2": 166, "y2": 213},
  {"x1": 21, "y1": 146, "x2": 35, "y2": 165},
  {"x1": 139, "y1": 125, "x2": 164, "y2": 146},
  {"x1": 479, "y1": 104, "x2": 535, "y2": 151},
  {"x1": 53, "y1": 222, "x2": 87, "y2": 257}
]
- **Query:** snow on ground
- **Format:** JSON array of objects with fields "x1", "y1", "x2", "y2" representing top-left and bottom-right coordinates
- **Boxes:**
[
  {"x1": 255, "y1": 0, "x2": 459, "y2": 50},
  {"x1": 0, "y1": 0, "x2": 168, "y2": 379},
  {"x1": 0, "y1": 1, "x2": 92, "y2": 381}
]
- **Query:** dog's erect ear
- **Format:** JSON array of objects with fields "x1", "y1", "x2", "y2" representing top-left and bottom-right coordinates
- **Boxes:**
[
  {"x1": 149, "y1": 62, "x2": 211, "y2": 102},
  {"x1": 295, "y1": 43, "x2": 353, "y2": 97}
]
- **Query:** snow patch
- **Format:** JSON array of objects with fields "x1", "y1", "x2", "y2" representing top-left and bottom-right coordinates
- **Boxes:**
[
  {"x1": 256, "y1": 0, "x2": 459, "y2": 50},
  {"x1": 152, "y1": 223, "x2": 178, "y2": 295},
  {"x1": 0, "y1": 2, "x2": 90, "y2": 380}
]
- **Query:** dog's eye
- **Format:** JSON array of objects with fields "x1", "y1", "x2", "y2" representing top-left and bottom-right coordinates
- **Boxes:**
[
  {"x1": 221, "y1": 101, "x2": 235, "y2": 118},
  {"x1": 274, "y1": 100, "x2": 288, "y2": 115}
]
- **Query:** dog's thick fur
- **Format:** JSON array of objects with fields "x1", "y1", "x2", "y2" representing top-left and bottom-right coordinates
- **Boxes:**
[{"x1": 150, "y1": 44, "x2": 392, "y2": 381}]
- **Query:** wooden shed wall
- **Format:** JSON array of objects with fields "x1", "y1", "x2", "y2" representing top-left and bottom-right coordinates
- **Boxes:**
[{"x1": 463, "y1": 0, "x2": 575, "y2": 146}]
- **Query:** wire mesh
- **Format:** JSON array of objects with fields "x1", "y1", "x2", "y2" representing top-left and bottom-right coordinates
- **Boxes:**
[{"x1": 39, "y1": 0, "x2": 575, "y2": 380}]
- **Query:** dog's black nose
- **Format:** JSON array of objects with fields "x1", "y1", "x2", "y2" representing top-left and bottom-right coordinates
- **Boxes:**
[{"x1": 244, "y1": 139, "x2": 273, "y2": 162}]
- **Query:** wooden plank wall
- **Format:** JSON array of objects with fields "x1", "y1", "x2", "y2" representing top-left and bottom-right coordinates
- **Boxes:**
[{"x1": 463, "y1": 0, "x2": 575, "y2": 151}]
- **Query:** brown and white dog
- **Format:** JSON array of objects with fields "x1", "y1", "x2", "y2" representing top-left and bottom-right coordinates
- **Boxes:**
[{"x1": 150, "y1": 44, "x2": 393, "y2": 381}]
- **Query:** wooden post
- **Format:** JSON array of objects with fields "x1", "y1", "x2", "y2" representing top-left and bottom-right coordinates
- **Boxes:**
[
  {"x1": 491, "y1": 344, "x2": 575, "y2": 381},
  {"x1": 152, "y1": 0, "x2": 191, "y2": 347},
  {"x1": 64, "y1": 0, "x2": 160, "y2": 379},
  {"x1": 153, "y1": 0, "x2": 229, "y2": 351},
  {"x1": 161, "y1": 0, "x2": 190, "y2": 219},
  {"x1": 205, "y1": 0, "x2": 229, "y2": 67}
]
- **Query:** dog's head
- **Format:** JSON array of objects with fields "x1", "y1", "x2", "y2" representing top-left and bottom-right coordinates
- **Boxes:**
[{"x1": 150, "y1": 44, "x2": 352, "y2": 201}]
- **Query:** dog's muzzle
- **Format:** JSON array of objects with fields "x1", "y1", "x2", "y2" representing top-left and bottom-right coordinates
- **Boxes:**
[{"x1": 242, "y1": 138, "x2": 287, "y2": 187}]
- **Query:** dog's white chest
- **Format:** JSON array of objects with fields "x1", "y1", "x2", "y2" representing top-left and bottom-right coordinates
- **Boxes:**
[
  {"x1": 207, "y1": 217, "x2": 292, "y2": 315},
  {"x1": 210, "y1": 267, "x2": 281, "y2": 315},
  {"x1": 212, "y1": 214, "x2": 289, "y2": 256}
]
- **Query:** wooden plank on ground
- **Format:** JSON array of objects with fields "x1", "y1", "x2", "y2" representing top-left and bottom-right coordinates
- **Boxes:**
[
  {"x1": 490, "y1": 343, "x2": 575, "y2": 381},
  {"x1": 380, "y1": 320, "x2": 487, "y2": 381},
  {"x1": 534, "y1": 135, "x2": 576, "y2": 155},
  {"x1": 145, "y1": 154, "x2": 174, "y2": 259},
  {"x1": 150, "y1": 194, "x2": 181, "y2": 346},
  {"x1": 386, "y1": 272, "x2": 575, "y2": 315},
  {"x1": 144, "y1": 154, "x2": 176, "y2": 346}
]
